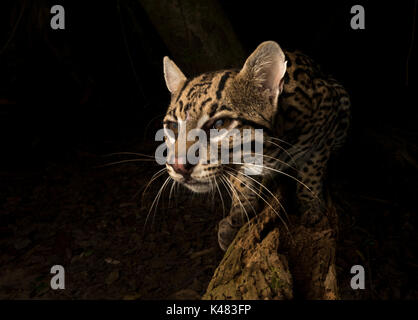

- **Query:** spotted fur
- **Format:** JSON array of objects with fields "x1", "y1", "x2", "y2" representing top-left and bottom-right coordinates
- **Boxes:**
[{"x1": 162, "y1": 41, "x2": 350, "y2": 251}]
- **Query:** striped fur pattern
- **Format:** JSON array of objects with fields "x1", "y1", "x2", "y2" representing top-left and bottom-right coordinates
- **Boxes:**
[{"x1": 162, "y1": 41, "x2": 350, "y2": 251}]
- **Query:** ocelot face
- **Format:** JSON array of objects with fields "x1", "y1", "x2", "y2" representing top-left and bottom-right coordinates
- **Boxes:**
[
  {"x1": 162, "y1": 70, "x2": 241, "y2": 193},
  {"x1": 161, "y1": 41, "x2": 287, "y2": 193}
]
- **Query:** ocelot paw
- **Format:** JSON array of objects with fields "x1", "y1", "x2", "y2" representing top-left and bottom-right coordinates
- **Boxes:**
[
  {"x1": 217, "y1": 217, "x2": 241, "y2": 251},
  {"x1": 299, "y1": 199, "x2": 327, "y2": 226}
]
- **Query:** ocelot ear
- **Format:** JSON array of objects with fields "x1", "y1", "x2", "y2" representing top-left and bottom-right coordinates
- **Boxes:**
[
  {"x1": 237, "y1": 41, "x2": 287, "y2": 103},
  {"x1": 163, "y1": 56, "x2": 187, "y2": 94}
]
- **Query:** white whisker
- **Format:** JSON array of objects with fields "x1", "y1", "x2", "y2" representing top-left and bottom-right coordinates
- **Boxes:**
[
  {"x1": 224, "y1": 171, "x2": 292, "y2": 239},
  {"x1": 214, "y1": 177, "x2": 226, "y2": 217},
  {"x1": 140, "y1": 167, "x2": 167, "y2": 202},
  {"x1": 221, "y1": 176, "x2": 251, "y2": 226},
  {"x1": 98, "y1": 158, "x2": 160, "y2": 168},
  {"x1": 230, "y1": 161, "x2": 316, "y2": 199},
  {"x1": 144, "y1": 176, "x2": 171, "y2": 229},
  {"x1": 226, "y1": 166, "x2": 290, "y2": 223}
]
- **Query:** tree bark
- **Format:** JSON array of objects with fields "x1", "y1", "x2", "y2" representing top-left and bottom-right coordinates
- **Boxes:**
[
  {"x1": 138, "y1": 0, "x2": 245, "y2": 75},
  {"x1": 203, "y1": 186, "x2": 339, "y2": 300}
]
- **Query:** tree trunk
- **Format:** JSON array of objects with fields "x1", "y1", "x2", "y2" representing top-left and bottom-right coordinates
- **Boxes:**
[
  {"x1": 202, "y1": 186, "x2": 339, "y2": 300},
  {"x1": 138, "y1": 0, "x2": 245, "y2": 75}
]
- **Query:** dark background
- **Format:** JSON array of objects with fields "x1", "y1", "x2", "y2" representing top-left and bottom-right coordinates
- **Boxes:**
[
  {"x1": 0, "y1": 0, "x2": 416, "y2": 167},
  {"x1": 0, "y1": 0, "x2": 417, "y2": 299}
]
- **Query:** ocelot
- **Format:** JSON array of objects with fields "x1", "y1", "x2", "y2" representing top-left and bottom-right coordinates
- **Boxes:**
[{"x1": 161, "y1": 41, "x2": 350, "y2": 251}]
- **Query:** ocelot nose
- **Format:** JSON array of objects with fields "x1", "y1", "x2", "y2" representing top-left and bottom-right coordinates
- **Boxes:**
[{"x1": 170, "y1": 157, "x2": 195, "y2": 175}]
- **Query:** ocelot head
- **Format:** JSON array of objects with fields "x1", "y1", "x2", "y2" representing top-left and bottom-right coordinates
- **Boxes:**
[{"x1": 161, "y1": 41, "x2": 287, "y2": 193}]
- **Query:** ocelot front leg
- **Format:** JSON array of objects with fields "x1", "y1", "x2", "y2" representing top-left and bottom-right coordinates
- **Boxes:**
[
  {"x1": 217, "y1": 172, "x2": 261, "y2": 251},
  {"x1": 296, "y1": 146, "x2": 331, "y2": 226}
]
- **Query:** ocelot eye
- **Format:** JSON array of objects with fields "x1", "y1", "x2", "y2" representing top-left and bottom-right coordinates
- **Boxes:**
[{"x1": 212, "y1": 118, "x2": 231, "y2": 129}]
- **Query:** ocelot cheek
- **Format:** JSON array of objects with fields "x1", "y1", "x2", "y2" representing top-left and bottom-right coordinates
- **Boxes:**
[{"x1": 205, "y1": 165, "x2": 221, "y2": 176}]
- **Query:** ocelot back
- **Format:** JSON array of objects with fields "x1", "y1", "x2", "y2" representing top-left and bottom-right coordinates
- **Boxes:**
[{"x1": 162, "y1": 41, "x2": 350, "y2": 251}]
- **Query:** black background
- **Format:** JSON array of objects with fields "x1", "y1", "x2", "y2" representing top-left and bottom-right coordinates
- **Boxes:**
[{"x1": 0, "y1": 0, "x2": 416, "y2": 167}]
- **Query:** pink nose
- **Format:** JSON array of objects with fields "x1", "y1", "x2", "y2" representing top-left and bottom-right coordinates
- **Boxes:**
[{"x1": 170, "y1": 157, "x2": 194, "y2": 175}]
